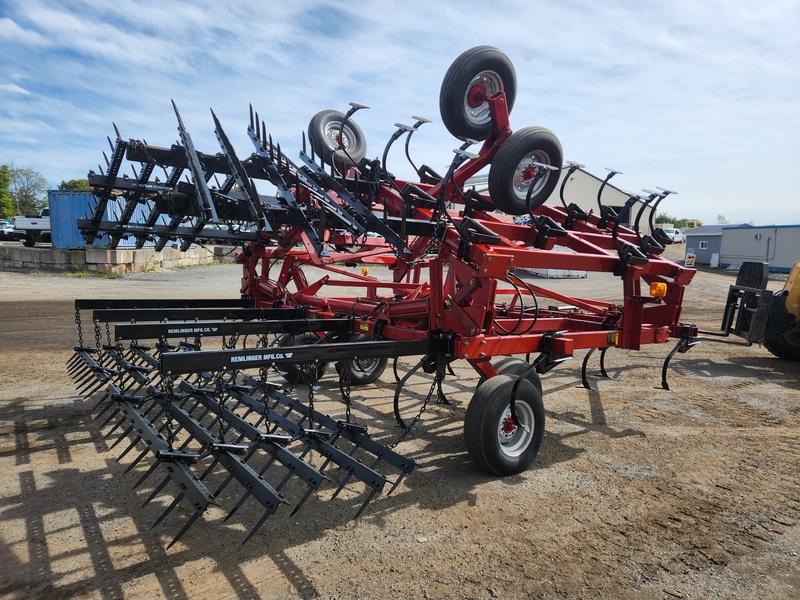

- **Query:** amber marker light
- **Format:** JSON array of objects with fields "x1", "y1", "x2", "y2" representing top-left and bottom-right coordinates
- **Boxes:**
[
  {"x1": 650, "y1": 282, "x2": 668, "y2": 297},
  {"x1": 362, "y1": 267, "x2": 369, "y2": 276}
]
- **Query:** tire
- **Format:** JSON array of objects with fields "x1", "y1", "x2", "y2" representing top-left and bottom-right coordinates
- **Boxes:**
[
  {"x1": 335, "y1": 334, "x2": 388, "y2": 385},
  {"x1": 464, "y1": 374, "x2": 545, "y2": 476},
  {"x1": 307, "y1": 109, "x2": 367, "y2": 172},
  {"x1": 488, "y1": 127, "x2": 563, "y2": 215},
  {"x1": 276, "y1": 332, "x2": 328, "y2": 384},
  {"x1": 495, "y1": 357, "x2": 543, "y2": 397},
  {"x1": 22, "y1": 234, "x2": 35, "y2": 247},
  {"x1": 764, "y1": 333, "x2": 800, "y2": 361},
  {"x1": 439, "y1": 46, "x2": 517, "y2": 141}
]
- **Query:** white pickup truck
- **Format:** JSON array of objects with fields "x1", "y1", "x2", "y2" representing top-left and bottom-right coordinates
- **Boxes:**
[{"x1": 13, "y1": 208, "x2": 51, "y2": 247}]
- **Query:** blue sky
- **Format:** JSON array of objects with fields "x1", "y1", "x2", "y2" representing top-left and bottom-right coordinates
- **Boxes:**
[{"x1": 1, "y1": 0, "x2": 798, "y2": 226}]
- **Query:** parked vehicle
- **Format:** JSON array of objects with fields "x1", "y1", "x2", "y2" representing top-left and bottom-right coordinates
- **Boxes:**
[
  {"x1": 662, "y1": 227, "x2": 685, "y2": 243},
  {"x1": 13, "y1": 208, "x2": 51, "y2": 247},
  {"x1": 0, "y1": 219, "x2": 18, "y2": 241}
]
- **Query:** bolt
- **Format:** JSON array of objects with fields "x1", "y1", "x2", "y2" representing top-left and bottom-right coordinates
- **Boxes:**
[
  {"x1": 509, "y1": 257, "x2": 514, "y2": 264},
  {"x1": 479, "y1": 352, "x2": 485, "y2": 358},
  {"x1": 462, "y1": 353, "x2": 468, "y2": 359},
  {"x1": 463, "y1": 341, "x2": 469, "y2": 347},
  {"x1": 470, "y1": 327, "x2": 477, "y2": 335},
  {"x1": 469, "y1": 278, "x2": 477, "y2": 286}
]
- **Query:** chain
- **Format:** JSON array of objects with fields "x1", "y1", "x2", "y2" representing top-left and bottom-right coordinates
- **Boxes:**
[
  {"x1": 93, "y1": 320, "x2": 102, "y2": 352},
  {"x1": 215, "y1": 372, "x2": 227, "y2": 444},
  {"x1": 390, "y1": 367, "x2": 443, "y2": 449},
  {"x1": 105, "y1": 321, "x2": 112, "y2": 346},
  {"x1": 257, "y1": 334, "x2": 270, "y2": 384},
  {"x1": 163, "y1": 375, "x2": 176, "y2": 450},
  {"x1": 74, "y1": 308, "x2": 84, "y2": 347},
  {"x1": 339, "y1": 361, "x2": 352, "y2": 423},
  {"x1": 301, "y1": 363, "x2": 318, "y2": 427},
  {"x1": 222, "y1": 332, "x2": 240, "y2": 350}
]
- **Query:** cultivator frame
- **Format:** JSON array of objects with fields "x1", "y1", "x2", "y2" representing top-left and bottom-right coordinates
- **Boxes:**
[{"x1": 70, "y1": 46, "x2": 698, "y2": 545}]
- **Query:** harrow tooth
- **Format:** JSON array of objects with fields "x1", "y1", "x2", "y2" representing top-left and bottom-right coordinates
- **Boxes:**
[
  {"x1": 353, "y1": 487, "x2": 379, "y2": 520},
  {"x1": 116, "y1": 436, "x2": 141, "y2": 462},
  {"x1": 133, "y1": 459, "x2": 161, "y2": 489},
  {"x1": 223, "y1": 490, "x2": 251, "y2": 522},
  {"x1": 109, "y1": 425, "x2": 134, "y2": 449},
  {"x1": 152, "y1": 492, "x2": 183, "y2": 528},
  {"x1": 124, "y1": 447, "x2": 151, "y2": 474},
  {"x1": 289, "y1": 486, "x2": 315, "y2": 518},
  {"x1": 167, "y1": 509, "x2": 203, "y2": 549},
  {"x1": 142, "y1": 474, "x2": 171, "y2": 508},
  {"x1": 98, "y1": 407, "x2": 122, "y2": 430},
  {"x1": 242, "y1": 511, "x2": 271, "y2": 545}
]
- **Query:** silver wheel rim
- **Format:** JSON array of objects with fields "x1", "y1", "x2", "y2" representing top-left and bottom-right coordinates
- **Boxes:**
[
  {"x1": 353, "y1": 356, "x2": 380, "y2": 374},
  {"x1": 512, "y1": 150, "x2": 551, "y2": 200},
  {"x1": 464, "y1": 70, "x2": 503, "y2": 126},
  {"x1": 323, "y1": 122, "x2": 356, "y2": 152},
  {"x1": 497, "y1": 400, "x2": 534, "y2": 457}
]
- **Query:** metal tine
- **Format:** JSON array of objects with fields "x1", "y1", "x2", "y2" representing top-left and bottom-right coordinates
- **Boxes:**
[
  {"x1": 353, "y1": 487, "x2": 379, "y2": 520},
  {"x1": 98, "y1": 407, "x2": 123, "y2": 430},
  {"x1": 386, "y1": 471, "x2": 407, "y2": 496},
  {"x1": 221, "y1": 445, "x2": 267, "y2": 522},
  {"x1": 123, "y1": 447, "x2": 150, "y2": 473},
  {"x1": 289, "y1": 486, "x2": 315, "y2": 517},
  {"x1": 242, "y1": 510, "x2": 271, "y2": 545},
  {"x1": 93, "y1": 394, "x2": 115, "y2": 417},
  {"x1": 116, "y1": 435, "x2": 141, "y2": 462},
  {"x1": 113, "y1": 122, "x2": 122, "y2": 141},
  {"x1": 167, "y1": 509, "x2": 203, "y2": 549},
  {"x1": 328, "y1": 444, "x2": 367, "y2": 501},
  {"x1": 152, "y1": 492, "x2": 183, "y2": 528},
  {"x1": 103, "y1": 151, "x2": 110, "y2": 168},
  {"x1": 268, "y1": 134, "x2": 274, "y2": 160},
  {"x1": 133, "y1": 459, "x2": 161, "y2": 489},
  {"x1": 249, "y1": 104, "x2": 254, "y2": 133},
  {"x1": 110, "y1": 425, "x2": 134, "y2": 449},
  {"x1": 223, "y1": 489, "x2": 251, "y2": 523},
  {"x1": 107, "y1": 136, "x2": 114, "y2": 152},
  {"x1": 142, "y1": 474, "x2": 171, "y2": 507},
  {"x1": 104, "y1": 415, "x2": 129, "y2": 439},
  {"x1": 302, "y1": 131, "x2": 306, "y2": 154}
]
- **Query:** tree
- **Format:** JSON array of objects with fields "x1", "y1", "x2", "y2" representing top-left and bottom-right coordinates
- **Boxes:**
[
  {"x1": 0, "y1": 165, "x2": 14, "y2": 219},
  {"x1": 655, "y1": 211, "x2": 674, "y2": 224},
  {"x1": 716, "y1": 214, "x2": 729, "y2": 225},
  {"x1": 8, "y1": 164, "x2": 48, "y2": 216},
  {"x1": 58, "y1": 179, "x2": 90, "y2": 191}
]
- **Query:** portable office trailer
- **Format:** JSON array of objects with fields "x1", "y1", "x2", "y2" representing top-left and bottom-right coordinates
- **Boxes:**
[{"x1": 720, "y1": 224, "x2": 800, "y2": 273}]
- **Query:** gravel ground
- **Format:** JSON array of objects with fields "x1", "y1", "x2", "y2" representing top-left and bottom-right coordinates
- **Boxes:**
[{"x1": 0, "y1": 250, "x2": 798, "y2": 599}]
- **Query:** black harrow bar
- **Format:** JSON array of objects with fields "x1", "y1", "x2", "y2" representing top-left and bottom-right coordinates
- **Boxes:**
[{"x1": 68, "y1": 298, "x2": 424, "y2": 547}]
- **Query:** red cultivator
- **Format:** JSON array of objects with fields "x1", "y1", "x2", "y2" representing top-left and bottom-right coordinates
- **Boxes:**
[{"x1": 70, "y1": 46, "x2": 698, "y2": 546}]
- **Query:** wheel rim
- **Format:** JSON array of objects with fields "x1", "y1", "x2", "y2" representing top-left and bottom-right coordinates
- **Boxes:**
[
  {"x1": 497, "y1": 400, "x2": 534, "y2": 457},
  {"x1": 463, "y1": 70, "x2": 503, "y2": 126},
  {"x1": 512, "y1": 150, "x2": 552, "y2": 200},
  {"x1": 323, "y1": 122, "x2": 356, "y2": 152},
  {"x1": 353, "y1": 356, "x2": 380, "y2": 374}
]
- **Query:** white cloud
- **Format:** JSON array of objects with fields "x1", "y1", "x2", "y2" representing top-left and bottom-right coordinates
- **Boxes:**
[{"x1": 0, "y1": 0, "x2": 798, "y2": 224}]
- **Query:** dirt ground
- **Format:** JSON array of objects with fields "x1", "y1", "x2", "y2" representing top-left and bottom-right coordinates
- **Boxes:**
[{"x1": 0, "y1": 249, "x2": 798, "y2": 600}]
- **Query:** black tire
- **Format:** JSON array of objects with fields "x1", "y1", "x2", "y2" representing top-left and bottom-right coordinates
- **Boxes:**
[
  {"x1": 439, "y1": 46, "x2": 517, "y2": 141},
  {"x1": 307, "y1": 109, "x2": 367, "y2": 172},
  {"x1": 464, "y1": 374, "x2": 545, "y2": 476},
  {"x1": 276, "y1": 332, "x2": 328, "y2": 384},
  {"x1": 494, "y1": 357, "x2": 543, "y2": 397},
  {"x1": 764, "y1": 333, "x2": 800, "y2": 361},
  {"x1": 488, "y1": 127, "x2": 563, "y2": 215},
  {"x1": 22, "y1": 235, "x2": 35, "y2": 247},
  {"x1": 335, "y1": 334, "x2": 388, "y2": 385}
]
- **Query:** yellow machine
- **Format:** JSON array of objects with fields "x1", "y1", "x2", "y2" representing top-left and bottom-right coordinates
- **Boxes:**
[
  {"x1": 764, "y1": 260, "x2": 800, "y2": 361},
  {"x1": 709, "y1": 260, "x2": 800, "y2": 361}
]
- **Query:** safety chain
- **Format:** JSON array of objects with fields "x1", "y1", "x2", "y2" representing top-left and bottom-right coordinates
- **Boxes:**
[
  {"x1": 93, "y1": 319, "x2": 102, "y2": 352},
  {"x1": 105, "y1": 321, "x2": 112, "y2": 346},
  {"x1": 257, "y1": 334, "x2": 270, "y2": 383},
  {"x1": 214, "y1": 371, "x2": 227, "y2": 444},
  {"x1": 222, "y1": 332, "x2": 240, "y2": 350},
  {"x1": 390, "y1": 367, "x2": 444, "y2": 449},
  {"x1": 301, "y1": 363, "x2": 318, "y2": 427},
  {"x1": 162, "y1": 374, "x2": 177, "y2": 450},
  {"x1": 74, "y1": 308, "x2": 84, "y2": 347},
  {"x1": 339, "y1": 361, "x2": 352, "y2": 424}
]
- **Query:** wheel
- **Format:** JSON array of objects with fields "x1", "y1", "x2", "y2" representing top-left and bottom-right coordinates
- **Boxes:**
[
  {"x1": 488, "y1": 127, "x2": 563, "y2": 215},
  {"x1": 439, "y1": 46, "x2": 517, "y2": 141},
  {"x1": 307, "y1": 109, "x2": 367, "y2": 172},
  {"x1": 22, "y1": 235, "x2": 35, "y2": 247},
  {"x1": 335, "y1": 334, "x2": 388, "y2": 385},
  {"x1": 464, "y1": 374, "x2": 545, "y2": 476},
  {"x1": 276, "y1": 332, "x2": 328, "y2": 384},
  {"x1": 494, "y1": 357, "x2": 543, "y2": 397},
  {"x1": 764, "y1": 332, "x2": 800, "y2": 361}
]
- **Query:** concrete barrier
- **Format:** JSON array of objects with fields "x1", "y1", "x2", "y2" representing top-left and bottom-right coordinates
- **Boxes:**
[{"x1": 0, "y1": 244, "x2": 235, "y2": 273}]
